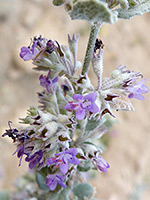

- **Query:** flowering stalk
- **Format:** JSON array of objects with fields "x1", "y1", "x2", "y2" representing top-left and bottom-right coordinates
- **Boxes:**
[{"x1": 1, "y1": 0, "x2": 150, "y2": 199}]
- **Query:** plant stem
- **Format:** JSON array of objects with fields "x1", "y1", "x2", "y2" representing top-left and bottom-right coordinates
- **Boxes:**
[{"x1": 81, "y1": 23, "x2": 101, "y2": 75}]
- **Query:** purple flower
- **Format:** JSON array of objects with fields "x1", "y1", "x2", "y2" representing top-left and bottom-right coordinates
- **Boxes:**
[
  {"x1": 64, "y1": 92, "x2": 99, "y2": 120},
  {"x1": 47, "y1": 148, "x2": 80, "y2": 174},
  {"x1": 20, "y1": 36, "x2": 56, "y2": 61},
  {"x1": 13, "y1": 145, "x2": 26, "y2": 167},
  {"x1": 46, "y1": 174, "x2": 66, "y2": 191},
  {"x1": 128, "y1": 78, "x2": 149, "y2": 100},
  {"x1": 39, "y1": 71, "x2": 58, "y2": 93},
  {"x1": 25, "y1": 150, "x2": 43, "y2": 169},
  {"x1": 20, "y1": 40, "x2": 39, "y2": 61},
  {"x1": 93, "y1": 156, "x2": 110, "y2": 173}
]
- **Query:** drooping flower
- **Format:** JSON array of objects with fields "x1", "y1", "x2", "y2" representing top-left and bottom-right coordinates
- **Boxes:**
[
  {"x1": 92, "y1": 156, "x2": 110, "y2": 173},
  {"x1": 127, "y1": 78, "x2": 149, "y2": 100},
  {"x1": 25, "y1": 150, "x2": 43, "y2": 169},
  {"x1": 39, "y1": 71, "x2": 58, "y2": 93},
  {"x1": 64, "y1": 92, "x2": 99, "y2": 120},
  {"x1": 46, "y1": 174, "x2": 66, "y2": 191},
  {"x1": 47, "y1": 148, "x2": 80, "y2": 174}
]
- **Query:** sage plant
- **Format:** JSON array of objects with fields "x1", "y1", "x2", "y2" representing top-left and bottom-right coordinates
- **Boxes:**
[{"x1": 2, "y1": 0, "x2": 149, "y2": 199}]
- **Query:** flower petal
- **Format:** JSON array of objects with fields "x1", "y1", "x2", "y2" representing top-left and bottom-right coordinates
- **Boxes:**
[
  {"x1": 86, "y1": 103, "x2": 99, "y2": 113},
  {"x1": 59, "y1": 162, "x2": 69, "y2": 174},
  {"x1": 68, "y1": 156, "x2": 80, "y2": 165},
  {"x1": 73, "y1": 94, "x2": 83, "y2": 101},
  {"x1": 84, "y1": 92, "x2": 97, "y2": 102},
  {"x1": 76, "y1": 109, "x2": 86, "y2": 120}
]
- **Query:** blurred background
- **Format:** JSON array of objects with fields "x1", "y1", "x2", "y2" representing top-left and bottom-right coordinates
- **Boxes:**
[{"x1": 0, "y1": 0, "x2": 150, "y2": 199}]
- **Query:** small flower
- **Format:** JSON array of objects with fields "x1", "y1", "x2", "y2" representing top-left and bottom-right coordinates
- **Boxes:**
[
  {"x1": 65, "y1": 92, "x2": 99, "y2": 120},
  {"x1": 127, "y1": 78, "x2": 149, "y2": 100},
  {"x1": 46, "y1": 174, "x2": 66, "y2": 191},
  {"x1": 13, "y1": 145, "x2": 26, "y2": 167},
  {"x1": 39, "y1": 71, "x2": 58, "y2": 93},
  {"x1": 20, "y1": 36, "x2": 56, "y2": 61},
  {"x1": 47, "y1": 148, "x2": 80, "y2": 174},
  {"x1": 92, "y1": 156, "x2": 110, "y2": 173},
  {"x1": 25, "y1": 150, "x2": 43, "y2": 169},
  {"x1": 20, "y1": 45, "x2": 39, "y2": 61}
]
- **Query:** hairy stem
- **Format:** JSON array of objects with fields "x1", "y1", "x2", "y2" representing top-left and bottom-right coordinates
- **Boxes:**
[{"x1": 81, "y1": 23, "x2": 102, "y2": 75}]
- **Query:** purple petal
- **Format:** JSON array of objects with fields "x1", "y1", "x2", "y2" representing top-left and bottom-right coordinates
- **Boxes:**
[
  {"x1": 52, "y1": 76, "x2": 58, "y2": 84},
  {"x1": 128, "y1": 93, "x2": 144, "y2": 100},
  {"x1": 56, "y1": 174, "x2": 66, "y2": 182},
  {"x1": 72, "y1": 94, "x2": 83, "y2": 101},
  {"x1": 68, "y1": 156, "x2": 80, "y2": 165},
  {"x1": 46, "y1": 174, "x2": 66, "y2": 191},
  {"x1": 59, "y1": 162, "x2": 69, "y2": 174},
  {"x1": 84, "y1": 92, "x2": 97, "y2": 102},
  {"x1": 47, "y1": 157, "x2": 56, "y2": 166},
  {"x1": 140, "y1": 85, "x2": 149, "y2": 93},
  {"x1": 96, "y1": 157, "x2": 110, "y2": 173},
  {"x1": 86, "y1": 103, "x2": 99, "y2": 113},
  {"x1": 64, "y1": 103, "x2": 75, "y2": 110},
  {"x1": 39, "y1": 75, "x2": 47, "y2": 87},
  {"x1": 46, "y1": 177, "x2": 57, "y2": 191},
  {"x1": 65, "y1": 148, "x2": 78, "y2": 156},
  {"x1": 28, "y1": 158, "x2": 38, "y2": 169},
  {"x1": 135, "y1": 78, "x2": 146, "y2": 86},
  {"x1": 31, "y1": 40, "x2": 38, "y2": 53},
  {"x1": 57, "y1": 180, "x2": 67, "y2": 188},
  {"x1": 76, "y1": 109, "x2": 86, "y2": 120},
  {"x1": 20, "y1": 47, "x2": 33, "y2": 61},
  {"x1": 49, "y1": 181, "x2": 57, "y2": 191}
]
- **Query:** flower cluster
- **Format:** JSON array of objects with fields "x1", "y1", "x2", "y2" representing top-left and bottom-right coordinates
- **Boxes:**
[{"x1": 2, "y1": 34, "x2": 148, "y2": 193}]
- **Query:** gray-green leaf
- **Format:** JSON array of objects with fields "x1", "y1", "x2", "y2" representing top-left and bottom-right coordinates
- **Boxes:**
[
  {"x1": 73, "y1": 183, "x2": 94, "y2": 200},
  {"x1": 67, "y1": 0, "x2": 118, "y2": 24},
  {"x1": 36, "y1": 172, "x2": 49, "y2": 191},
  {"x1": 117, "y1": 0, "x2": 150, "y2": 19}
]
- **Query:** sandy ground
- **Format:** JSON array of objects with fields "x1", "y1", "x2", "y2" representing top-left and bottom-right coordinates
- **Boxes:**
[{"x1": 0, "y1": 1, "x2": 150, "y2": 199}]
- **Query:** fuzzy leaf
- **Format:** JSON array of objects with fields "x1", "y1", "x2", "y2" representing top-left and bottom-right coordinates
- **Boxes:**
[
  {"x1": 47, "y1": 188, "x2": 70, "y2": 200},
  {"x1": 85, "y1": 118, "x2": 101, "y2": 131},
  {"x1": 36, "y1": 172, "x2": 49, "y2": 191},
  {"x1": 117, "y1": 0, "x2": 150, "y2": 19},
  {"x1": 73, "y1": 183, "x2": 94, "y2": 200},
  {"x1": 58, "y1": 188, "x2": 70, "y2": 200},
  {"x1": 67, "y1": 0, "x2": 118, "y2": 24}
]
